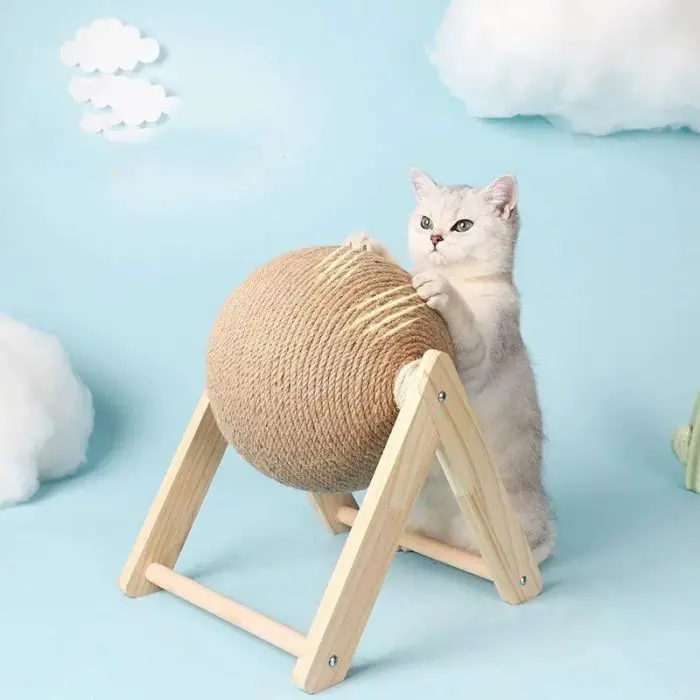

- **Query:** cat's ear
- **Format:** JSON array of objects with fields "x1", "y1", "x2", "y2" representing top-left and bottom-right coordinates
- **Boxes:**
[
  {"x1": 485, "y1": 174, "x2": 518, "y2": 219},
  {"x1": 410, "y1": 168, "x2": 439, "y2": 201}
]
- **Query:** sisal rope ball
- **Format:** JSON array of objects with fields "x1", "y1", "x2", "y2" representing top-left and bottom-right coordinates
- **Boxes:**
[{"x1": 206, "y1": 245, "x2": 455, "y2": 493}]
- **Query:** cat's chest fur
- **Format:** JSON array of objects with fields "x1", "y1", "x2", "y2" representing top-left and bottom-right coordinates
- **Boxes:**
[{"x1": 447, "y1": 274, "x2": 516, "y2": 353}]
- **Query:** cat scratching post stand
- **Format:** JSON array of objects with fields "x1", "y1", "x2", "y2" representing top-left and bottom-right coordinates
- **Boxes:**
[{"x1": 119, "y1": 350, "x2": 543, "y2": 694}]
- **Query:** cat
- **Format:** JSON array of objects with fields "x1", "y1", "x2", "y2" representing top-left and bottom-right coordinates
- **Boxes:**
[{"x1": 343, "y1": 168, "x2": 555, "y2": 564}]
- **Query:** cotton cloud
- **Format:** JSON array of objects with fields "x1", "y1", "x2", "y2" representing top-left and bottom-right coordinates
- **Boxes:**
[
  {"x1": 60, "y1": 17, "x2": 159, "y2": 74},
  {"x1": 428, "y1": 0, "x2": 700, "y2": 135},
  {"x1": 0, "y1": 315, "x2": 94, "y2": 507},
  {"x1": 70, "y1": 75, "x2": 179, "y2": 138}
]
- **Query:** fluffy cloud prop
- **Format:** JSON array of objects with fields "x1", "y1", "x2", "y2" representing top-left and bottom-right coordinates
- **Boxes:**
[
  {"x1": 0, "y1": 315, "x2": 94, "y2": 507},
  {"x1": 60, "y1": 17, "x2": 159, "y2": 74},
  {"x1": 428, "y1": 0, "x2": 700, "y2": 135}
]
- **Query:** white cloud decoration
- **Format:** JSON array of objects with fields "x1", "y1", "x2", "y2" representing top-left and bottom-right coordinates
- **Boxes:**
[
  {"x1": 70, "y1": 76, "x2": 179, "y2": 133},
  {"x1": 428, "y1": 0, "x2": 700, "y2": 136},
  {"x1": 60, "y1": 18, "x2": 159, "y2": 74},
  {"x1": 60, "y1": 18, "x2": 176, "y2": 142}
]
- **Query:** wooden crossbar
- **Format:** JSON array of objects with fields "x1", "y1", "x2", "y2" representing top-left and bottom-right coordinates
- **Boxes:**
[
  {"x1": 335, "y1": 506, "x2": 492, "y2": 581},
  {"x1": 145, "y1": 564, "x2": 306, "y2": 657}
]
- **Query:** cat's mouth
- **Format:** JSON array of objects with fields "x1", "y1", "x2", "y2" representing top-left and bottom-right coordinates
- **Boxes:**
[{"x1": 428, "y1": 248, "x2": 448, "y2": 265}]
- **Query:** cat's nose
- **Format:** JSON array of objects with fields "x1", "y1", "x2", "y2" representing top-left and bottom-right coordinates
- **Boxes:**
[{"x1": 430, "y1": 234, "x2": 444, "y2": 248}]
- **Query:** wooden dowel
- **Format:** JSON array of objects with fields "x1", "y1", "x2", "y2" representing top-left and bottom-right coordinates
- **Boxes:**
[
  {"x1": 145, "y1": 564, "x2": 306, "y2": 657},
  {"x1": 308, "y1": 492, "x2": 359, "y2": 534},
  {"x1": 335, "y1": 506, "x2": 492, "y2": 581}
]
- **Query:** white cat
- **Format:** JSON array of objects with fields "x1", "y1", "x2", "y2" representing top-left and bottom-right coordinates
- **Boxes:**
[{"x1": 344, "y1": 168, "x2": 555, "y2": 564}]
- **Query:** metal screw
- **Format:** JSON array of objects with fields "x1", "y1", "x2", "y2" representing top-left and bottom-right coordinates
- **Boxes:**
[
  {"x1": 438, "y1": 391, "x2": 447, "y2": 403},
  {"x1": 328, "y1": 655, "x2": 339, "y2": 668},
  {"x1": 519, "y1": 576, "x2": 527, "y2": 586}
]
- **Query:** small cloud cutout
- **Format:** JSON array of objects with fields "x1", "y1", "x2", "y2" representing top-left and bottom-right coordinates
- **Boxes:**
[
  {"x1": 70, "y1": 75, "x2": 179, "y2": 133},
  {"x1": 79, "y1": 110, "x2": 121, "y2": 133},
  {"x1": 61, "y1": 20, "x2": 176, "y2": 142},
  {"x1": 428, "y1": 0, "x2": 700, "y2": 135},
  {"x1": 79, "y1": 111, "x2": 153, "y2": 143},
  {"x1": 60, "y1": 18, "x2": 159, "y2": 74}
]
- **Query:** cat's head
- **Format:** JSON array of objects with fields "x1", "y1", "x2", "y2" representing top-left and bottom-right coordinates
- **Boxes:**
[{"x1": 407, "y1": 168, "x2": 520, "y2": 272}]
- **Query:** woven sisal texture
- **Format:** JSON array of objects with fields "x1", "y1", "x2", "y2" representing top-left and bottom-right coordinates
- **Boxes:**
[{"x1": 206, "y1": 245, "x2": 455, "y2": 493}]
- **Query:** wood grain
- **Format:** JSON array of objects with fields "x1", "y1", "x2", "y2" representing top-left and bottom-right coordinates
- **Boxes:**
[
  {"x1": 335, "y1": 505, "x2": 492, "y2": 581},
  {"x1": 308, "y1": 492, "x2": 359, "y2": 534},
  {"x1": 119, "y1": 392, "x2": 227, "y2": 597},
  {"x1": 292, "y1": 351, "x2": 441, "y2": 694},
  {"x1": 145, "y1": 564, "x2": 306, "y2": 657},
  {"x1": 420, "y1": 350, "x2": 542, "y2": 604}
]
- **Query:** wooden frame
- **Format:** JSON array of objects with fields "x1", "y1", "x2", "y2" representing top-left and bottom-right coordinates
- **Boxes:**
[{"x1": 119, "y1": 350, "x2": 543, "y2": 694}]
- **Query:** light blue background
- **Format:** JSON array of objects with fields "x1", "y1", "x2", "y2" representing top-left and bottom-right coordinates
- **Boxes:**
[{"x1": 2, "y1": 2, "x2": 699, "y2": 698}]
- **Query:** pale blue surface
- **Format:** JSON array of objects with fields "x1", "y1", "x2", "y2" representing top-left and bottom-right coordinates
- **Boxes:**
[{"x1": 1, "y1": 2, "x2": 700, "y2": 698}]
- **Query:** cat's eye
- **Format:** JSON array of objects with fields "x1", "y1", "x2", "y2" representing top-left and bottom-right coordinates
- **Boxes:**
[
  {"x1": 451, "y1": 219, "x2": 473, "y2": 232},
  {"x1": 420, "y1": 216, "x2": 433, "y2": 230}
]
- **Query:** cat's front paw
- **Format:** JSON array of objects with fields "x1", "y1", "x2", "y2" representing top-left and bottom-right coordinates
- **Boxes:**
[
  {"x1": 343, "y1": 232, "x2": 390, "y2": 259},
  {"x1": 412, "y1": 269, "x2": 451, "y2": 313}
]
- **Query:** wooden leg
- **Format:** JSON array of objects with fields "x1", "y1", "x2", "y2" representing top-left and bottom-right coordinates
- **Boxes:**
[
  {"x1": 308, "y1": 492, "x2": 359, "y2": 534},
  {"x1": 119, "y1": 392, "x2": 228, "y2": 597},
  {"x1": 292, "y1": 352, "x2": 441, "y2": 694},
  {"x1": 421, "y1": 351, "x2": 542, "y2": 604}
]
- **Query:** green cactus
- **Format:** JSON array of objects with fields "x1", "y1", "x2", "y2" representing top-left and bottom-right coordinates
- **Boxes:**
[{"x1": 672, "y1": 391, "x2": 700, "y2": 493}]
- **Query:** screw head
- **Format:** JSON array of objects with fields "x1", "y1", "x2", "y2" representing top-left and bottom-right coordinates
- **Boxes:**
[
  {"x1": 519, "y1": 575, "x2": 527, "y2": 586},
  {"x1": 328, "y1": 655, "x2": 339, "y2": 668},
  {"x1": 438, "y1": 391, "x2": 447, "y2": 403}
]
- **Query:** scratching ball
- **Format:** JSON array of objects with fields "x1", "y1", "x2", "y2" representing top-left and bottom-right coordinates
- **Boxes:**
[{"x1": 206, "y1": 245, "x2": 455, "y2": 492}]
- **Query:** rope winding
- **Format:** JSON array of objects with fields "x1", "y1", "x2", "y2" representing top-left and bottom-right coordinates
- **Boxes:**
[{"x1": 206, "y1": 245, "x2": 455, "y2": 492}]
